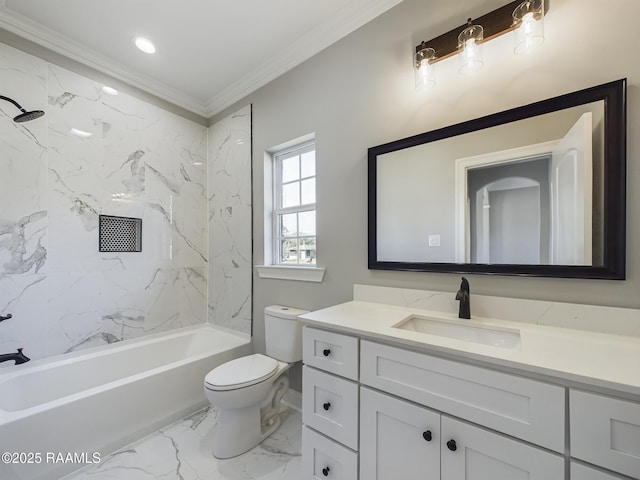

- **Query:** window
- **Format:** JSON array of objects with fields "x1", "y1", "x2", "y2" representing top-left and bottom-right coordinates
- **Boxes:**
[{"x1": 274, "y1": 141, "x2": 316, "y2": 265}]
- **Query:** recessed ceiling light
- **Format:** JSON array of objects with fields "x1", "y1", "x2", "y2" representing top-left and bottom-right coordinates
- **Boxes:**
[
  {"x1": 101, "y1": 86, "x2": 118, "y2": 96},
  {"x1": 134, "y1": 37, "x2": 156, "y2": 54}
]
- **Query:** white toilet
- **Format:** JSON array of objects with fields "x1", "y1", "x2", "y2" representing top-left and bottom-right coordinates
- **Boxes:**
[{"x1": 204, "y1": 305, "x2": 308, "y2": 459}]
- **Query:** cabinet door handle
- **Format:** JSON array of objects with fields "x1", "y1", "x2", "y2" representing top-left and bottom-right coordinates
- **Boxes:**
[
  {"x1": 0, "y1": 313, "x2": 13, "y2": 322},
  {"x1": 422, "y1": 430, "x2": 432, "y2": 442},
  {"x1": 447, "y1": 439, "x2": 457, "y2": 452},
  {"x1": 322, "y1": 348, "x2": 331, "y2": 357},
  {"x1": 322, "y1": 466, "x2": 330, "y2": 476},
  {"x1": 323, "y1": 402, "x2": 331, "y2": 411}
]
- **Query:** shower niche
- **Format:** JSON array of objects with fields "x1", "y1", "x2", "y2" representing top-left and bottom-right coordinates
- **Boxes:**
[{"x1": 98, "y1": 215, "x2": 142, "y2": 252}]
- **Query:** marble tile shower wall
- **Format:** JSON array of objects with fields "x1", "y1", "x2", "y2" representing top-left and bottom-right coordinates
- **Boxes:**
[
  {"x1": 0, "y1": 43, "x2": 208, "y2": 363},
  {"x1": 208, "y1": 106, "x2": 252, "y2": 335}
]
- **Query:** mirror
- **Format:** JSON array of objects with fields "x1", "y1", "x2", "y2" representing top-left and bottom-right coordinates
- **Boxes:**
[{"x1": 368, "y1": 79, "x2": 626, "y2": 279}]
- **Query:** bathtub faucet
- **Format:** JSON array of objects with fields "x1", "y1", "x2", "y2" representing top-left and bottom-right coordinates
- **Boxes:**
[{"x1": 0, "y1": 348, "x2": 30, "y2": 365}]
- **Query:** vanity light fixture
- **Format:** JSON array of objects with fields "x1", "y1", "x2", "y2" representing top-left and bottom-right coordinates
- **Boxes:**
[
  {"x1": 414, "y1": 45, "x2": 436, "y2": 90},
  {"x1": 414, "y1": 0, "x2": 547, "y2": 90},
  {"x1": 457, "y1": 19, "x2": 484, "y2": 75},
  {"x1": 512, "y1": 0, "x2": 545, "y2": 55}
]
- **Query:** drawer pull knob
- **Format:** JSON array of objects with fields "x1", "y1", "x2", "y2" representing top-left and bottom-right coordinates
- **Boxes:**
[
  {"x1": 447, "y1": 439, "x2": 457, "y2": 452},
  {"x1": 322, "y1": 466, "x2": 330, "y2": 476},
  {"x1": 422, "y1": 430, "x2": 432, "y2": 442},
  {"x1": 323, "y1": 349, "x2": 331, "y2": 357},
  {"x1": 323, "y1": 402, "x2": 331, "y2": 411}
]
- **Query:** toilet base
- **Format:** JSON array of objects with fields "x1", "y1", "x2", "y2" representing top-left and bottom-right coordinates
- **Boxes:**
[{"x1": 212, "y1": 376, "x2": 289, "y2": 459}]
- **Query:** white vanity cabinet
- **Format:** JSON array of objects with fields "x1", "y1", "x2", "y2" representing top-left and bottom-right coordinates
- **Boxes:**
[
  {"x1": 360, "y1": 340, "x2": 566, "y2": 453},
  {"x1": 359, "y1": 344, "x2": 565, "y2": 480},
  {"x1": 302, "y1": 327, "x2": 359, "y2": 479},
  {"x1": 301, "y1": 323, "x2": 640, "y2": 480},
  {"x1": 570, "y1": 390, "x2": 640, "y2": 479}
]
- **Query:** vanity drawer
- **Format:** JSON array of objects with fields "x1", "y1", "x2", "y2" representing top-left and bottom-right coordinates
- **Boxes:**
[
  {"x1": 570, "y1": 390, "x2": 640, "y2": 479},
  {"x1": 303, "y1": 327, "x2": 359, "y2": 380},
  {"x1": 360, "y1": 340, "x2": 565, "y2": 453},
  {"x1": 303, "y1": 365, "x2": 359, "y2": 450},
  {"x1": 571, "y1": 462, "x2": 629, "y2": 480},
  {"x1": 302, "y1": 425, "x2": 358, "y2": 480}
]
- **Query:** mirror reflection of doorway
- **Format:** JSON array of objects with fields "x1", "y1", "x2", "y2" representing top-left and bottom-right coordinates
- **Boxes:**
[
  {"x1": 455, "y1": 112, "x2": 593, "y2": 265},
  {"x1": 472, "y1": 176, "x2": 543, "y2": 264},
  {"x1": 468, "y1": 160, "x2": 549, "y2": 264}
]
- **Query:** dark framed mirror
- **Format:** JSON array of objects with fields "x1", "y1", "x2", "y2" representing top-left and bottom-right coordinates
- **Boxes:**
[{"x1": 368, "y1": 79, "x2": 626, "y2": 279}]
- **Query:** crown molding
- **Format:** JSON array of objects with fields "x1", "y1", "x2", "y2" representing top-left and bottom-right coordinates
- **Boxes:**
[
  {"x1": 204, "y1": 0, "x2": 405, "y2": 117},
  {"x1": 0, "y1": 5, "x2": 208, "y2": 117},
  {"x1": 0, "y1": 0, "x2": 404, "y2": 119}
]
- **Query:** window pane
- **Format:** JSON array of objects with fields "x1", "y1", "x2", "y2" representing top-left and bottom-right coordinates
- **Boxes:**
[
  {"x1": 301, "y1": 150, "x2": 315, "y2": 178},
  {"x1": 280, "y1": 213, "x2": 297, "y2": 237},
  {"x1": 281, "y1": 181, "x2": 300, "y2": 208},
  {"x1": 299, "y1": 210, "x2": 316, "y2": 236},
  {"x1": 299, "y1": 237, "x2": 316, "y2": 264},
  {"x1": 280, "y1": 238, "x2": 298, "y2": 264},
  {"x1": 281, "y1": 156, "x2": 299, "y2": 183},
  {"x1": 301, "y1": 178, "x2": 315, "y2": 205}
]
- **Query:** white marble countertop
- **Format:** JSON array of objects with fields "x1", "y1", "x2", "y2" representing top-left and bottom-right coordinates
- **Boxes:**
[{"x1": 300, "y1": 300, "x2": 640, "y2": 398}]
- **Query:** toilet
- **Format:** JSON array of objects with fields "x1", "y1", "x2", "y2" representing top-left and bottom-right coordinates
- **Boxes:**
[{"x1": 204, "y1": 305, "x2": 308, "y2": 459}]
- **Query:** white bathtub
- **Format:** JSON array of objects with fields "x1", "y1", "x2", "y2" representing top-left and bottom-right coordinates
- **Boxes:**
[{"x1": 0, "y1": 324, "x2": 251, "y2": 480}]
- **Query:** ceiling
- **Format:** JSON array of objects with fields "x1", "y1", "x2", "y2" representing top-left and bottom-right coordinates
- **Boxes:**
[{"x1": 0, "y1": 0, "x2": 404, "y2": 118}]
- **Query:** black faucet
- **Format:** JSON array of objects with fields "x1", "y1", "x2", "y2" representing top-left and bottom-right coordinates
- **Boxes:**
[
  {"x1": 455, "y1": 277, "x2": 471, "y2": 319},
  {"x1": 0, "y1": 348, "x2": 30, "y2": 365}
]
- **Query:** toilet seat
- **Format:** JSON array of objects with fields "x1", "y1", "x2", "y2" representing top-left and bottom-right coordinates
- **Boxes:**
[{"x1": 205, "y1": 354, "x2": 279, "y2": 391}]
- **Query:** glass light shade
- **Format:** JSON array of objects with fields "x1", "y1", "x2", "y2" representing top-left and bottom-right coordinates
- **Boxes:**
[
  {"x1": 513, "y1": 0, "x2": 544, "y2": 54},
  {"x1": 415, "y1": 46, "x2": 436, "y2": 91},
  {"x1": 458, "y1": 23, "x2": 484, "y2": 75}
]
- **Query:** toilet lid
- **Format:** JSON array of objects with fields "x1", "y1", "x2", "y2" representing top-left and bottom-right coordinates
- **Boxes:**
[{"x1": 205, "y1": 354, "x2": 279, "y2": 390}]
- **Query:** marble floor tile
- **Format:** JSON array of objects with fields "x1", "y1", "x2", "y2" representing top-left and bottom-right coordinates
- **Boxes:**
[{"x1": 63, "y1": 406, "x2": 301, "y2": 480}]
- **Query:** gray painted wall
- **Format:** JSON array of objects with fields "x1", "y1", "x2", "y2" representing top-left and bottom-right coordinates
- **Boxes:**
[{"x1": 209, "y1": 0, "x2": 639, "y2": 388}]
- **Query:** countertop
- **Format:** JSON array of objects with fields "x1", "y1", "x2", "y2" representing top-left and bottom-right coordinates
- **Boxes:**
[{"x1": 300, "y1": 300, "x2": 640, "y2": 398}]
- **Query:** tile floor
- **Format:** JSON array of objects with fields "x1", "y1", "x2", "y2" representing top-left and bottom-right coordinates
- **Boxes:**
[{"x1": 63, "y1": 407, "x2": 301, "y2": 479}]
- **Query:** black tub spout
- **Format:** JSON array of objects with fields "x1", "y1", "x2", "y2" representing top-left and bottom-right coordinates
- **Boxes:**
[{"x1": 0, "y1": 348, "x2": 30, "y2": 365}]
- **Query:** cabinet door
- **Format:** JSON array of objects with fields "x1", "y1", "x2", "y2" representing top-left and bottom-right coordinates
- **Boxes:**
[
  {"x1": 303, "y1": 327, "x2": 359, "y2": 380},
  {"x1": 302, "y1": 365, "x2": 359, "y2": 450},
  {"x1": 302, "y1": 426, "x2": 358, "y2": 480},
  {"x1": 360, "y1": 387, "x2": 440, "y2": 480},
  {"x1": 441, "y1": 416, "x2": 565, "y2": 480},
  {"x1": 571, "y1": 462, "x2": 628, "y2": 480},
  {"x1": 570, "y1": 390, "x2": 640, "y2": 479}
]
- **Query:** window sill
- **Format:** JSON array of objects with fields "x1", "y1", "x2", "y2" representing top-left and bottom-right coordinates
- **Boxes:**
[{"x1": 255, "y1": 265, "x2": 326, "y2": 283}]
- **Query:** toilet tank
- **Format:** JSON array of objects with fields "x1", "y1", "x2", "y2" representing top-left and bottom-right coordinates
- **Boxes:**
[{"x1": 264, "y1": 305, "x2": 309, "y2": 362}]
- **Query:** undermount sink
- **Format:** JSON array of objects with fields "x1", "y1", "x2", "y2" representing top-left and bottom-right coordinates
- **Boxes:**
[{"x1": 392, "y1": 314, "x2": 521, "y2": 350}]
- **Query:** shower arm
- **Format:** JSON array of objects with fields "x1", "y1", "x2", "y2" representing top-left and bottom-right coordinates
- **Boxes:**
[{"x1": 0, "y1": 95, "x2": 26, "y2": 112}]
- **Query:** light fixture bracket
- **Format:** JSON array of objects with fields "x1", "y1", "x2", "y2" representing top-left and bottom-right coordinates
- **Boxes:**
[{"x1": 415, "y1": 0, "x2": 548, "y2": 64}]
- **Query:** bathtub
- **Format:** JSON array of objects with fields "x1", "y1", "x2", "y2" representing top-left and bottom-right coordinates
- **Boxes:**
[{"x1": 0, "y1": 324, "x2": 251, "y2": 480}]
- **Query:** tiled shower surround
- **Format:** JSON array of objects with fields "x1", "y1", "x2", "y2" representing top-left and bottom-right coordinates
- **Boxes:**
[
  {"x1": 0, "y1": 42, "x2": 251, "y2": 362},
  {"x1": 208, "y1": 105, "x2": 252, "y2": 335}
]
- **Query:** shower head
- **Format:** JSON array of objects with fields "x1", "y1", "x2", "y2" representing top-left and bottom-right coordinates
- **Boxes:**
[
  {"x1": 0, "y1": 95, "x2": 45, "y2": 123},
  {"x1": 13, "y1": 110, "x2": 45, "y2": 123}
]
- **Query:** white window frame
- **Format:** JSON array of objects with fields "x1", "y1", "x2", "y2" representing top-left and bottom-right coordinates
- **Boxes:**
[
  {"x1": 256, "y1": 136, "x2": 325, "y2": 282},
  {"x1": 273, "y1": 140, "x2": 316, "y2": 265}
]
